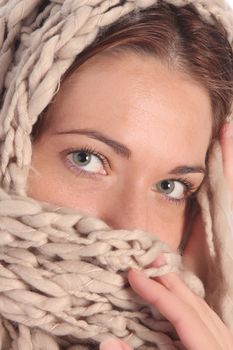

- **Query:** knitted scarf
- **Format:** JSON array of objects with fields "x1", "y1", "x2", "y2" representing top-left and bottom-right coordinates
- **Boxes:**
[{"x1": 0, "y1": 0, "x2": 232, "y2": 349}]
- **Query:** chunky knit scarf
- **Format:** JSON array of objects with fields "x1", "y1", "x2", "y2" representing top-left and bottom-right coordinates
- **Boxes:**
[{"x1": 0, "y1": 0, "x2": 232, "y2": 349}]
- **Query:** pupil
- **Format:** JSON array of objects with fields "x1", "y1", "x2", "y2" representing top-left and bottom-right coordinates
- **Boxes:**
[
  {"x1": 75, "y1": 151, "x2": 90, "y2": 165},
  {"x1": 161, "y1": 181, "x2": 171, "y2": 190},
  {"x1": 160, "y1": 180, "x2": 174, "y2": 194}
]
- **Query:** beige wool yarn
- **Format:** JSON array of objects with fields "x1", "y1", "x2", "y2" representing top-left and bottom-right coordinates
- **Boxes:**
[
  {"x1": 0, "y1": 0, "x2": 232, "y2": 349},
  {"x1": 0, "y1": 0, "x2": 232, "y2": 195}
]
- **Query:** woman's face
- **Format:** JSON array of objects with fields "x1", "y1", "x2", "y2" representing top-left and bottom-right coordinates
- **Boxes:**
[{"x1": 28, "y1": 52, "x2": 212, "y2": 251}]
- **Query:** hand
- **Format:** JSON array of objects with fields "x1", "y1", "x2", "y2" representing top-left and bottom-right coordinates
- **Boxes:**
[
  {"x1": 100, "y1": 268, "x2": 233, "y2": 350},
  {"x1": 183, "y1": 121, "x2": 233, "y2": 279},
  {"x1": 219, "y1": 121, "x2": 233, "y2": 201},
  {"x1": 100, "y1": 123, "x2": 233, "y2": 350}
]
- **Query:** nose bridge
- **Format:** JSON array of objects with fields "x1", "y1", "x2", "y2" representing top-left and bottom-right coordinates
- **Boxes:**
[{"x1": 100, "y1": 182, "x2": 151, "y2": 232}]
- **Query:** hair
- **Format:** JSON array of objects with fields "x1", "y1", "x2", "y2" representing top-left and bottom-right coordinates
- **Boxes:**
[{"x1": 32, "y1": 1, "x2": 233, "y2": 140}]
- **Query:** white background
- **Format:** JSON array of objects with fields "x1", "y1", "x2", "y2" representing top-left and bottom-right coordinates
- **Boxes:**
[{"x1": 226, "y1": 0, "x2": 233, "y2": 8}]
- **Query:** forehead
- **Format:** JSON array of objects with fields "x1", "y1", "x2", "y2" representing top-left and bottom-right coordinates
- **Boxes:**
[{"x1": 46, "y1": 52, "x2": 212, "y2": 162}]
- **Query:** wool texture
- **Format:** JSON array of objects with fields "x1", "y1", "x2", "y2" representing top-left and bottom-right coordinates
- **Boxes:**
[
  {"x1": 0, "y1": 187, "x2": 205, "y2": 349},
  {"x1": 0, "y1": 0, "x2": 232, "y2": 349}
]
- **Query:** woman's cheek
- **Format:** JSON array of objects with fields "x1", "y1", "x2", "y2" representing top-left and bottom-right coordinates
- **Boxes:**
[
  {"x1": 28, "y1": 144, "x2": 187, "y2": 252},
  {"x1": 149, "y1": 199, "x2": 187, "y2": 250}
]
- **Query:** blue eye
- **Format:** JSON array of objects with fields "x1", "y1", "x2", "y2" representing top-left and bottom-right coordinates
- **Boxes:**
[
  {"x1": 65, "y1": 147, "x2": 108, "y2": 176},
  {"x1": 154, "y1": 179, "x2": 195, "y2": 203}
]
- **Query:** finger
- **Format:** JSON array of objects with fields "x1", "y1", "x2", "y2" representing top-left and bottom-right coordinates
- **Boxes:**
[
  {"x1": 128, "y1": 269, "x2": 220, "y2": 350},
  {"x1": 220, "y1": 122, "x2": 233, "y2": 203},
  {"x1": 149, "y1": 261, "x2": 207, "y2": 314},
  {"x1": 100, "y1": 338, "x2": 133, "y2": 350},
  {"x1": 154, "y1": 272, "x2": 229, "y2": 346}
]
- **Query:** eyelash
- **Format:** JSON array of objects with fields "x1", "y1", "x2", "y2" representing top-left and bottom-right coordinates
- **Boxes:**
[
  {"x1": 164, "y1": 178, "x2": 197, "y2": 206},
  {"x1": 63, "y1": 145, "x2": 109, "y2": 177},
  {"x1": 63, "y1": 146, "x2": 199, "y2": 205}
]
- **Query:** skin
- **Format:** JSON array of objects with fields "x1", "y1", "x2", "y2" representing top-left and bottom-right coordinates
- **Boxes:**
[
  {"x1": 101, "y1": 126, "x2": 233, "y2": 350},
  {"x1": 28, "y1": 52, "x2": 211, "y2": 251},
  {"x1": 27, "y1": 52, "x2": 233, "y2": 349}
]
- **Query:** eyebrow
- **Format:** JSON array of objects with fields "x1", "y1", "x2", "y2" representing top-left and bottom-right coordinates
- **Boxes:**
[
  {"x1": 54, "y1": 128, "x2": 131, "y2": 158},
  {"x1": 168, "y1": 165, "x2": 206, "y2": 175},
  {"x1": 54, "y1": 128, "x2": 206, "y2": 175}
]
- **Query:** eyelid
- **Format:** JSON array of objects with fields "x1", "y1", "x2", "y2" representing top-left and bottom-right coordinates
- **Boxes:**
[
  {"x1": 154, "y1": 177, "x2": 201, "y2": 205},
  {"x1": 61, "y1": 146, "x2": 110, "y2": 176}
]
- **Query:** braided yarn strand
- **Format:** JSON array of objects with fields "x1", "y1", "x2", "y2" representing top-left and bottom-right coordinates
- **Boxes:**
[
  {"x1": 0, "y1": 188, "x2": 204, "y2": 349},
  {"x1": 0, "y1": 0, "x2": 232, "y2": 195},
  {"x1": 0, "y1": 0, "x2": 232, "y2": 349}
]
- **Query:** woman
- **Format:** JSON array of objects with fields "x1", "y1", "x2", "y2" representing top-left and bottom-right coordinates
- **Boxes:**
[{"x1": 0, "y1": 0, "x2": 232, "y2": 349}]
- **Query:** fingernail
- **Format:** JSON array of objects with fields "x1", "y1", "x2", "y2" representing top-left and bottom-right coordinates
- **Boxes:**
[
  {"x1": 100, "y1": 338, "x2": 123, "y2": 350},
  {"x1": 150, "y1": 254, "x2": 167, "y2": 268},
  {"x1": 131, "y1": 268, "x2": 145, "y2": 275},
  {"x1": 222, "y1": 122, "x2": 233, "y2": 139}
]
